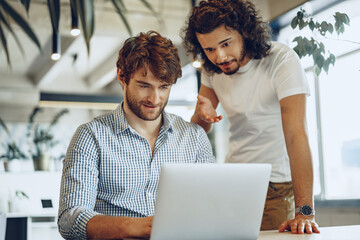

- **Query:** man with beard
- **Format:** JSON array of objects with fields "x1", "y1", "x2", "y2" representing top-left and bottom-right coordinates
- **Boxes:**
[
  {"x1": 58, "y1": 31, "x2": 215, "y2": 240},
  {"x1": 182, "y1": 0, "x2": 319, "y2": 235}
]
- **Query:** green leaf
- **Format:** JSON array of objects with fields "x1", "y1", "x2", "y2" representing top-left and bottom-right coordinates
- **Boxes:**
[
  {"x1": 323, "y1": 59, "x2": 330, "y2": 73},
  {"x1": 138, "y1": 0, "x2": 163, "y2": 27},
  {"x1": 303, "y1": 37, "x2": 314, "y2": 55},
  {"x1": 139, "y1": 0, "x2": 157, "y2": 15},
  {"x1": 0, "y1": 117, "x2": 10, "y2": 135},
  {"x1": 327, "y1": 23, "x2": 334, "y2": 34},
  {"x1": 314, "y1": 64, "x2": 321, "y2": 76},
  {"x1": 319, "y1": 42, "x2": 325, "y2": 54},
  {"x1": 292, "y1": 36, "x2": 306, "y2": 58},
  {"x1": 299, "y1": 19, "x2": 306, "y2": 30},
  {"x1": 309, "y1": 19, "x2": 315, "y2": 31},
  {"x1": 338, "y1": 24, "x2": 345, "y2": 35},
  {"x1": 76, "y1": 0, "x2": 95, "y2": 55},
  {"x1": 334, "y1": 21, "x2": 340, "y2": 34},
  {"x1": 315, "y1": 53, "x2": 325, "y2": 68},
  {"x1": 0, "y1": 0, "x2": 41, "y2": 51},
  {"x1": 0, "y1": 22, "x2": 11, "y2": 67},
  {"x1": 111, "y1": 0, "x2": 132, "y2": 36},
  {"x1": 0, "y1": 8, "x2": 25, "y2": 56},
  {"x1": 339, "y1": 13, "x2": 350, "y2": 25},
  {"x1": 320, "y1": 21, "x2": 328, "y2": 34},
  {"x1": 20, "y1": 0, "x2": 31, "y2": 13},
  {"x1": 117, "y1": 0, "x2": 127, "y2": 11},
  {"x1": 329, "y1": 53, "x2": 336, "y2": 65},
  {"x1": 291, "y1": 16, "x2": 298, "y2": 29}
]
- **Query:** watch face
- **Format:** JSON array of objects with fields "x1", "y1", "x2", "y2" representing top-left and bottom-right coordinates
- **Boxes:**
[{"x1": 301, "y1": 205, "x2": 313, "y2": 215}]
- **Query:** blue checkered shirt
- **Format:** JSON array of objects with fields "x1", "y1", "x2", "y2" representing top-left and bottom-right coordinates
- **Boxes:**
[{"x1": 58, "y1": 103, "x2": 215, "y2": 239}]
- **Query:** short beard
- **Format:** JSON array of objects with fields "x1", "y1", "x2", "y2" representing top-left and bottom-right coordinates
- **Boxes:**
[
  {"x1": 222, "y1": 45, "x2": 247, "y2": 75},
  {"x1": 126, "y1": 89, "x2": 166, "y2": 121}
]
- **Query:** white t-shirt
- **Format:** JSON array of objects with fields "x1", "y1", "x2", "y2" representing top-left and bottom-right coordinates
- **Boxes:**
[{"x1": 202, "y1": 42, "x2": 310, "y2": 182}]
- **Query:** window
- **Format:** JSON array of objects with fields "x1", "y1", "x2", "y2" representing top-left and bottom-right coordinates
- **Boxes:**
[{"x1": 278, "y1": 1, "x2": 360, "y2": 200}]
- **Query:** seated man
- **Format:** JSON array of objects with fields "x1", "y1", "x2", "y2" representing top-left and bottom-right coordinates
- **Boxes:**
[{"x1": 58, "y1": 31, "x2": 215, "y2": 240}]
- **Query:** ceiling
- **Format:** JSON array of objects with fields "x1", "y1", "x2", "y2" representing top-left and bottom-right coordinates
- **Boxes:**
[{"x1": 0, "y1": 0, "x2": 308, "y2": 107}]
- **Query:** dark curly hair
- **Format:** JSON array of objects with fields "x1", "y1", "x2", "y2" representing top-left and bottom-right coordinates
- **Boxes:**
[
  {"x1": 182, "y1": 0, "x2": 272, "y2": 74},
  {"x1": 117, "y1": 31, "x2": 182, "y2": 85}
]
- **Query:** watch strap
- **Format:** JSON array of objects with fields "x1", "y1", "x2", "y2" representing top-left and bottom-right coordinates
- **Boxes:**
[{"x1": 295, "y1": 205, "x2": 315, "y2": 216}]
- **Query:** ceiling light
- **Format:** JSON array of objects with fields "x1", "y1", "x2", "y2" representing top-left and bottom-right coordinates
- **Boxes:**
[
  {"x1": 192, "y1": 59, "x2": 202, "y2": 69},
  {"x1": 70, "y1": 0, "x2": 80, "y2": 37},
  {"x1": 70, "y1": 28, "x2": 80, "y2": 36},
  {"x1": 51, "y1": 53, "x2": 61, "y2": 61},
  {"x1": 51, "y1": 31, "x2": 61, "y2": 61}
]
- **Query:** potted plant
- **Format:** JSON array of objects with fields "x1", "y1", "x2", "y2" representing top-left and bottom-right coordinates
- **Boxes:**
[
  {"x1": 0, "y1": 117, "x2": 27, "y2": 172},
  {"x1": 27, "y1": 107, "x2": 69, "y2": 171}
]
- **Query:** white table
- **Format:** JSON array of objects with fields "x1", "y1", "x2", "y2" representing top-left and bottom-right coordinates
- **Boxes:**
[{"x1": 258, "y1": 225, "x2": 360, "y2": 240}]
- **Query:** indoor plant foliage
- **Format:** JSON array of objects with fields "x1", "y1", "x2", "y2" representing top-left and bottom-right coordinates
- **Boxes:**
[
  {"x1": 0, "y1": 0, "x2": 159, "y2": 65},
  {"x1": 291, "y1": 9, "x2": 351, "y2": 76},
  {"x1": 0, "y1": 117, "x2": 27, "y2": 171},
  {"x1": 27, "y1": 107, "x2": 69, "y2": 171}
]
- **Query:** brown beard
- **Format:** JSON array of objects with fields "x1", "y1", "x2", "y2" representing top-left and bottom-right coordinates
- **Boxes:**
[{"x1": 125, "y1": 88, "x2": 167, "y2": 121}]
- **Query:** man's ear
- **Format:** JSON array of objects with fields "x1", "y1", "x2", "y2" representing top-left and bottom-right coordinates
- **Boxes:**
[{"x1": 117, "y1": 68, "x2": 126, "y2": 86}]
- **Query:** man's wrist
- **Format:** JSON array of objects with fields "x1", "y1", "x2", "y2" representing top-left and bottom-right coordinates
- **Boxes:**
[{"x1": 295, "y1": 205, "x2": 315, "y2": 216}]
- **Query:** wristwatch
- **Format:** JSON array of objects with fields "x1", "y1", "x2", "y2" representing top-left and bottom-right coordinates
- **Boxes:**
[{"x1": 295, "y1": 205, "x2": 315, "y2": 216}]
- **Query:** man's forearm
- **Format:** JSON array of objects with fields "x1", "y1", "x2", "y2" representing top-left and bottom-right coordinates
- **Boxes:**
[
  {"x1": 87, "y1": 215, "x2": 153, "y2": 239},
  {"x1": 287, "y1": 133, "x2": 314, "y2": 208}
]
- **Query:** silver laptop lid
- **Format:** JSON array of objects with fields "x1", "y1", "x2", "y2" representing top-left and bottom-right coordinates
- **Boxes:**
[{"x1": 151, "y1": 163, "x2": 271, "y2": 240}]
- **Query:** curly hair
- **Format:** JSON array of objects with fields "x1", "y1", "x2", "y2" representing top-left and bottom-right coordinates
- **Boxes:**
[
  {"x1": 116, "y1": 31, "x2": 182, "y2": 85},
  {"x1": 182, "y1": 0, "x2": 272, "y2": 74}
]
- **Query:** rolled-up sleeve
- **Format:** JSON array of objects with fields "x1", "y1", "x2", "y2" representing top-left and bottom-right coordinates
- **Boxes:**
[{"x1": 58, "y1": 124, "x2": 100, "y2": 239}]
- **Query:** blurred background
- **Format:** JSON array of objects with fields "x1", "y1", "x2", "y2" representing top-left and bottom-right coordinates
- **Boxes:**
[{"x1": 0, "y1": 0, "x2": 359, "y2": 239}]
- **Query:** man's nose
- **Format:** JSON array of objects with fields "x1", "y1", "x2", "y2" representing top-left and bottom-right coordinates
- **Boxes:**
[
  {"x1": 148, "y1": 89, "x2": 160, "y2": 103},
  {"x1": 216, "y1": 49, "x2": 227, "y2": 63}
]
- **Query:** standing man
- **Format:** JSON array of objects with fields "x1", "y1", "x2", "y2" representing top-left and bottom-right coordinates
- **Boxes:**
[
  {"x1": 58, "y1": 31, "x2": 215, "y2": 240},
  {"x1": 182, "y1": 0, "x2": 320, "y2": 234}
]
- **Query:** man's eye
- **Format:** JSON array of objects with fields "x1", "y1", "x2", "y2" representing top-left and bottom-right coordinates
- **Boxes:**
[
  {"x1": 223, "y1": 42, "x2": 230, "y2": 47},
  {"x1": 161, "y1": 86, "x2": 169, "y2": 90},
  {"x1": 140, "y1": 85, "x2": 148, "y2": 88},
  {"x1": 205, "y1": 48, "x2": 214, "y2": 52}
]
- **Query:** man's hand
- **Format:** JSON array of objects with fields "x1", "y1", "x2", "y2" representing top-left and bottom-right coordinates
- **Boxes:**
[
  {"x1": 279, "y1": 215, "x2": 320, "y2": 234},
  {"x1": 197, "y1": 95, "x2": 223, "y2": 123},
  {"x1": 126, "y1": 216, "x2": 153, "y2": 238},
  {"x1": 87, "y1": 215, "x2": 153, "y2": 239}
]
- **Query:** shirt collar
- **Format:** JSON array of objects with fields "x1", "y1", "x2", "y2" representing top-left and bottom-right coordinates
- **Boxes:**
[{"x1": 114, "y1": 102, "x2": 173, "y2": 134}]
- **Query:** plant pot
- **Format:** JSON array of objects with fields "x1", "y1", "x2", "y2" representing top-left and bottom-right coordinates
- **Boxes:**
[{"x1": 33, "y1": 153, "x2": 51, "y2": 171}]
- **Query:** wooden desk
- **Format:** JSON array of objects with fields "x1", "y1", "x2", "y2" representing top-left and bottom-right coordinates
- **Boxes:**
[{"x1": 258, "y1": 225, "x2": 360, "y2": 240}]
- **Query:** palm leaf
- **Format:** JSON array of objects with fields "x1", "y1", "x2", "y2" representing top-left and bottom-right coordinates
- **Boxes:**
[
  {"x1": 138, "y1": 0, "x2": 163, "y2": 26},
  {"x1": 0, "y1": 21, "x2": 11, "y2": 66},
  {"x1": 75, "y1": 0, "x2": 94, "y2": 55},
  {"x1": 0, "y1": 117, "x2": 10, "y2": 135},
  {"x1": 0, "y1": 0, "x2": 41, "y2": 51},
  {"x1": 47, "y1": 108, "x2": 69, "y2": 132},
  {"x1": 117, "y1": 0, "x2": 126, "y2": 11},
  {"x1": 111, "y1": 0, "x2": 132, "y2": 36},
  {"x1": 47, "y1": 0, "x2": 60, "y2": 32},
  {"x1": 19, "y1": 0, "x2": 32, "y2": 14},
  {"x1": 0, "y1": 8, "x2": 25, "y2": 56},
  {"x1": 139, "y1": 0, "x2": 157, "y2": 15}
]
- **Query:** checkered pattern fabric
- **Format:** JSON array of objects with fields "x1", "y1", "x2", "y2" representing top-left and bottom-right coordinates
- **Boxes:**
[{"x1": 58, "y1": 103, "x2": 215, "y2": 239}]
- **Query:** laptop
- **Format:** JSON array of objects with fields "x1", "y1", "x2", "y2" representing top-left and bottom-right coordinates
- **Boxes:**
[{"x1": 150, "y1": 163, "x2": 271, "y2": 240}]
